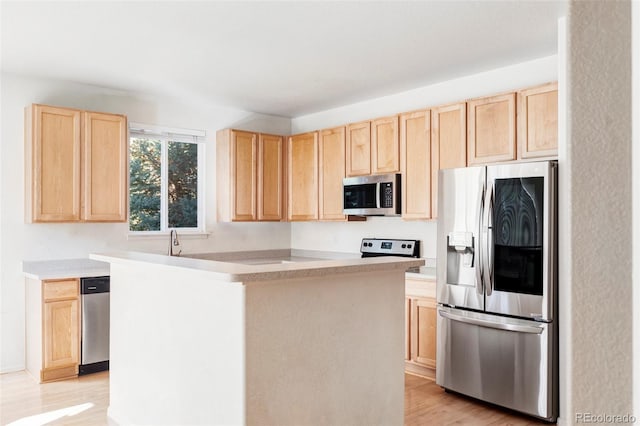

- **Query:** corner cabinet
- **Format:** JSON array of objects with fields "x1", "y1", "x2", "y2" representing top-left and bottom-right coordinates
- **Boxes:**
[
  {"x1": 287, "y1": 132, "x2": 319, "y2": 221},
  {"x1": 25, "y1": 104, "x2": 128, "y2": 223},
  {"x1": 466, "y1": 93, "x2": 516, "y2": 165},
  {"x1": 258, "y1": 133, "x2": 286, "y2": 221},
  {"x1": 26, "y1": 278, "x2": 81, "y2": 383},
  {"x1": 216, "y1": 129, "x2": 285, "y2": 222},
  {"x1": 405, "y1": 276, "x2": 437, "y2": 379}
]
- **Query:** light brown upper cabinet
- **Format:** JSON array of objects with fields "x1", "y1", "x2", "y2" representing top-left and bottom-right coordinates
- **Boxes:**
[
  {"x1": 217, "y1": 129, "x2": 285, "y2": 222},
  {"x1": 83, "y1": 112, "x2": 128, "y2": 221},
  {"x1": 467, "y1": 93, "x2": 516, "y2": 165},
  {"x1": 431, "y1": 102, "x2": 467, "y2": 219},
  {"x1": 287, "y1": 132, "x2": 319, "y2": 221},
  {"x1": 25, "y1": 104, "x2": 127, "y2": 223},
  {"x1": 346, "y1": 121, "x2": 371, "y2": 176},
  {"x1": 400, "y1": 110, "x2": 431, "y2": 220},
  {"x1": 371, "y1": 115, "x2": 400, "y2": 174},
  {"x1": 319, "y1": 127, "x2": 346, "y2": 221},
  {"x1": 518, "y1": 82, "x2": 558, "y2": 159},
  {"x1": 346, "y1": 117, "x2": 400, "y2": 177},
  {"x1": 258, "y1": 133, "x2": 286, "y2": 221}
]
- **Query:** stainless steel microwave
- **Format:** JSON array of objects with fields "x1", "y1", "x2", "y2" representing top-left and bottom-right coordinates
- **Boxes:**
[{"x1": 343, "y1": 173, "x2": 401, "y2": 216}]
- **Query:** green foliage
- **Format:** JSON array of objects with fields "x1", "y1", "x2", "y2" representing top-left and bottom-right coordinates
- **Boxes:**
[
  {"x1": 168, "y1": 142, "x2": 198, "y2": 228},
  {"x1": 129, "y1": 137, "x2": 199, "y2": 231},
  {"x1": 129, "y1": 138, "x2": 161, "y2": 231}
]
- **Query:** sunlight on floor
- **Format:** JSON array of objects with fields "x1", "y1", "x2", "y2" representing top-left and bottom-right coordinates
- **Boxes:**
[{"x1": 7, "y1": 402, "x2": 94, "y2": 426}]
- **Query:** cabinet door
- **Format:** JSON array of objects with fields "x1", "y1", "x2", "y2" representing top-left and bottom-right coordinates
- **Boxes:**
[
  {"x1": 411, "y1": 297, "x2": 437, "y2": 369},
  {"x1": 431, "y1": 103, "x2": 466, "y2": 219},
  {"x1": 405, "y1": 297, "x2": 411, "y2": 361},
  {"x1": 29, "y1": 104, "x2": 82, "y2": 222},
  {"x1": 467, "y1": 93, "x2": 516, "y2": 165},
  {"x1": 371, "y1": 115, "x2": 400, "y2": 174},
  {"x1": 231, "y1": 130, "x2": 258, "y2": 221},
  {"x1": 288, "y1": 132, "x2": 318, "y2": 221},
  {"x1": 346, "y1": 121, "x2": 371, "y2": 176},
  {"x1": 43, "y1": 298, "x2": 79, "y2": 370},
  {"x1": 400, "y1": 111, "x2": 431, "y2": 219},
  {"x1": 518, "y1": 83, "x2": 558, "y2": 159},
  {"x1": 319, "y1": 127, "x2": 346, "y2": 221},
  {"x1": 83, "y1": 112, "x2": 128, "y2": 221},
  {"x1": 258, "y1": 134, "x2": 284, "y2": 221}
]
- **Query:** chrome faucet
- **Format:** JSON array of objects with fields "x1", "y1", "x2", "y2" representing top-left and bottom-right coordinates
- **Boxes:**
[{"x1": 168, "y1": 229, "x2": 182, "y2": 256}]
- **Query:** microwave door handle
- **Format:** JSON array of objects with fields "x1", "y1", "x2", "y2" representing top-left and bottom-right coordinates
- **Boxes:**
[
  {"x1": 475, "y1": 177, "x2": 485, "y2": 296},
  {"x1": 376, "y1": 182, "x2": 381, "y2": 208},
  {"x1": 483, "y1": 182, "x2": 495, "y2": 295}
]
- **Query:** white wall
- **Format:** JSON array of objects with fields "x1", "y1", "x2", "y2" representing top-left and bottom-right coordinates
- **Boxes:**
[
  {"x1": 633, "y1": 0, "x2": 640, "y2": 419},
  {"x1": 0, "y1": 72, "x2": 292, "y2": 372},
  {"x1": 290, "y1": 55, "x2": 558, "y2": 258},
  {"x1": 565, "y1": 1, "x2": 633, "y2": 422}
]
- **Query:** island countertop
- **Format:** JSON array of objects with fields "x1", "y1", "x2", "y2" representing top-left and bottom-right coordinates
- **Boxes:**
[
  {"x1": 90, "y1": 249, "x2": 425, "y2": 283},
  {"x1": 99, "y1": 248, "x2": 418, "y2": 425}
]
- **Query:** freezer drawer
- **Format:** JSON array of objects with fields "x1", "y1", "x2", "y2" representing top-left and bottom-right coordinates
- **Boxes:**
[{"x1": 436, "y1": 307, "x2": 557, "y2": 422}]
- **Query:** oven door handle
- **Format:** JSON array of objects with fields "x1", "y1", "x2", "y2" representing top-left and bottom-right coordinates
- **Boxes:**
[{"x1": 438, "y1": 309, "x2": 544, "y2": 334}]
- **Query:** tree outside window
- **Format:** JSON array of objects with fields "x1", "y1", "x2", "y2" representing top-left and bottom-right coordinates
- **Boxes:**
[{"x1": 129, "y1": 132, "x2": 202, "y2": 232}]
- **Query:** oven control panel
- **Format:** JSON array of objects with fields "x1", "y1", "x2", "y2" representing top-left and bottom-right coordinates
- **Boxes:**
[{"x1": 360, "y1": 238, "x2": 420, "y2": 257}]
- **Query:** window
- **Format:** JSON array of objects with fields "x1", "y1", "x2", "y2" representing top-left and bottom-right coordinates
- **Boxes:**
[{"x1": 129, "y1": 125, "x2": 204, "y2": 233}]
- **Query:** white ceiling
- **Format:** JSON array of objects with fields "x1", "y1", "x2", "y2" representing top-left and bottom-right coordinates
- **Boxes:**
[{"x1": 1, "y1": 1, "x2": 566, "y2": 117}]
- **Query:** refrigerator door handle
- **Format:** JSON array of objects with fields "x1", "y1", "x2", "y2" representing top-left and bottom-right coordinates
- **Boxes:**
[
  {"x1": 483, "y1": 182, "x2": 495, "y2": 295},
  {"x1": 475, "y1": 178, "x2": 485, "y2": 295},
  {"x1": 438, "y1": 309, "x2": 544, "y2": 334}
]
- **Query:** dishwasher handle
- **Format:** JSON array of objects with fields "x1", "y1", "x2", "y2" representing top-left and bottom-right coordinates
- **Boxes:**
[{"x1": 81, "y1": 276, "x2": 110, "y2": 294}]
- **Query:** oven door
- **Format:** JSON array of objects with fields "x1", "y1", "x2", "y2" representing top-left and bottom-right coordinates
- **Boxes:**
[{"x1": 483, "y1": 161, "x2": 557, "y2": 321}]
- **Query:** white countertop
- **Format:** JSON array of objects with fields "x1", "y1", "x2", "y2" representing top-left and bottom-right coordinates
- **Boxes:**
[
  {"x1": 91, "y1": 250, "x2": 425, "y2": 283},
  {"x1": 405, "y1": 266, "x2": 436, "y2": 281},
  {"x1": 23, "y1": 258, "x2": 110, "y2": 280}
]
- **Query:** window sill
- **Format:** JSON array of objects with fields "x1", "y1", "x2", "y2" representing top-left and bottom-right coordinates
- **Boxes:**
[{"x1": 126, "y1": 231, "x2": 211, "y2": 241}]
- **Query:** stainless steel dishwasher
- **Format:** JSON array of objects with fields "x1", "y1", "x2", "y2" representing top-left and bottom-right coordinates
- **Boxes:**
[{"x1": 79, "y1": 276, "x2": 110, "y2": 375}]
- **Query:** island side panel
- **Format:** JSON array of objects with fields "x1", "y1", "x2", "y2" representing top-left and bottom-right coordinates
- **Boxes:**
[
  {"x1": 244, "y1": 269, "x2": 405, "y2": 426},
  {"x1": 107, "y1": 262, "x2": 246, "y2": 426}
]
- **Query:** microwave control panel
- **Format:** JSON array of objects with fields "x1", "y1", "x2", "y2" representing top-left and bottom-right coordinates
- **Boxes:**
[{"x1": 381, "y1": 183, "x2": 393, "y2": 207}]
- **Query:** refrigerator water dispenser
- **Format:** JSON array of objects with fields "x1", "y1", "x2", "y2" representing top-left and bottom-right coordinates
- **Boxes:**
[{"x1": 446, "y1": 231, "x2": 475, "y2": 285}]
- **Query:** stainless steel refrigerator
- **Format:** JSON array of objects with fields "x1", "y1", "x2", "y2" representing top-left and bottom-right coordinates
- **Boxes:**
[{"x1": 436, "y1": 160, "x2": 558, "y2": 422}]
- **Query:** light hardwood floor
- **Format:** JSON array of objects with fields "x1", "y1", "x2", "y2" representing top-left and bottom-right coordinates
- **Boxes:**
[{"x1": 1, "y1": 371, "x2": 552, "y2": 425}]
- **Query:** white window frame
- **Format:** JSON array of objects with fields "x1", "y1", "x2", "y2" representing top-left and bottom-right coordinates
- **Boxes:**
[{"x1": 128, "y1": 124, "x2": 206, "y2": 236}]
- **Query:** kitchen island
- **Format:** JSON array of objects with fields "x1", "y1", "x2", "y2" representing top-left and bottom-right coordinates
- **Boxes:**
[{"x1": 91, "y1": 250, "x2": 423, "y2": 426}]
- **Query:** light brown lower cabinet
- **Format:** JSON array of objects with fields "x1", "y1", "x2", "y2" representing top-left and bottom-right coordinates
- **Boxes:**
[
  {"x1": 405, "y1": 277, "x2": 437, "y2": 378},
  {"x1": 26, "y1": 278, "x2": 81, "y2": 383}
]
